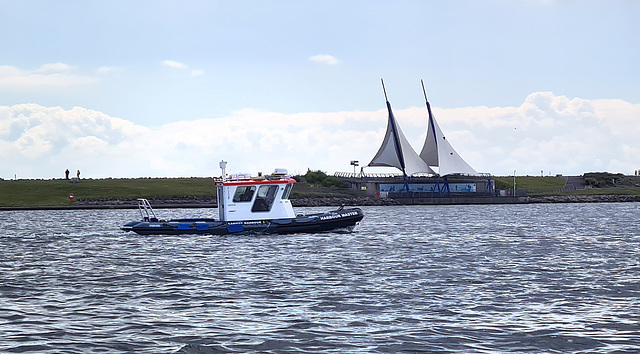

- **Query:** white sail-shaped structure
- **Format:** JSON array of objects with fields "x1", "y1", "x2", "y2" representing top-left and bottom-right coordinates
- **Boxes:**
[
  {"x1": 419, "y1": 80, "x2": 477, "y2": 176},
  {"x1": 368, "y1": 80, "x2": 435, "y2": 176}
]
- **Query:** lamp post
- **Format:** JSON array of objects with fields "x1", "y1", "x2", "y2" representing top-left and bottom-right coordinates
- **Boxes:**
[{"x1": 350, "y1": 160, "x2": 359, "y2": 176}]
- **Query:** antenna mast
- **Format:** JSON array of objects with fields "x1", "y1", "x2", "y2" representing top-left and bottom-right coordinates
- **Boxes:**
[
  {"x1": 381, "y1": 78, "x2": 389, "y2": 102},
  {"x1": 421, "y1": 79, "x2": 429, "y2": 103}
]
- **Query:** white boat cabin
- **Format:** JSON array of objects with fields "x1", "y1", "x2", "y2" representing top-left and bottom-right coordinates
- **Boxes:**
[{"x1": 216, "y1": 167, "x2": 296, "y2": 222}]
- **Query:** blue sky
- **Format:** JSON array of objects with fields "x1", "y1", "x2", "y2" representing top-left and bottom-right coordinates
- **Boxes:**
[{"x1": 1, "y1": 0, "x2": 639, "y2": 178}]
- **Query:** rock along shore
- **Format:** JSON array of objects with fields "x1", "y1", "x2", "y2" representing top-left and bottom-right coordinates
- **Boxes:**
[
  {"x1": 527, "y1": 194, "x2": 640, "y2": 203},
  {"x1": 2, "y1": 194, "x2": 639, "y2": 211},
  {"x1": 76, "y1": 194, "x2": 640, "y2": 208},
  {"x1": 74, "y1": 196, "x2": 402, "y2": 208}
]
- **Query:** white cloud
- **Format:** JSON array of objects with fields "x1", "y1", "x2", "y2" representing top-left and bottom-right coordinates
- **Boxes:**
[
  {"x1": 162, "y1": 60, "x2": 188, "y2": 69},
  {"x1": 1, "y1": 93, "x2": 639, "y2": 179},
  {"x1": 36, "y1": 63, "x2": 73, "y2": 73},
  {"x1": 97, "y1": 66, "x2": 120, "y2": 75},
  {"x1": 162, "y1": 60, "x2": 204, "y2": 77},
  {"x1": 0, "y1": 64, "x2": 98, "y2": 89},
  {"x1": 309, "y1": 54, "x2": 340, "y2": 65},
  {"x1": 425, "y1": 92, "x2": 639, "y2": 175}
]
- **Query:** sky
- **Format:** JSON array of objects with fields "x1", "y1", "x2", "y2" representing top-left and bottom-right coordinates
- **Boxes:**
[{"x1": 1, "y1": 0, "x2": 639, "y2": 179}]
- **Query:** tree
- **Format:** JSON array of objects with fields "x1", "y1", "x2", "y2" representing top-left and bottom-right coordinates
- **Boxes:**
[
  {"x1": 303, "y1": 169, "x2": 328, "y2": 185},
  {"x1": 322, "y1": 176, "x2": 345, "y2": 188}
]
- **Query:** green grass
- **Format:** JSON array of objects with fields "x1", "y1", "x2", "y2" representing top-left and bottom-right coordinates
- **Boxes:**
[
  {"x1": 493, "y1": 175, "x2": 640, "y2": 196},
  {"x1": 3, "y1": 175, "x2": 640, "y2": 207},
  {"x1": 291, "y1": 180, "x2": 360, "y2": 197},
  {"x1": 493, "y1": 176, "x2": 567, "y2": 191},
  {"x1": 0, "y1": 177, "x2": 357, "y2": 207},
  {"x1": 0, "y1": 178, "x2": 216, "y2": 207}
]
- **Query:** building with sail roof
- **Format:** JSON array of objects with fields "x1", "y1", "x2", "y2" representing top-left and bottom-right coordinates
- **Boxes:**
[
  {"x1": 336, "y1": 80, "x2": 506, "y2": 203},
  {"x1": 367, "y1": 79, "x2": 477, "y2": 178},
  {"x1": 418, "y1": 79, "x2": 478, "y2": 177},
  {"x1": 368, "y1": 79, "x2": 434, "y2": 179}
]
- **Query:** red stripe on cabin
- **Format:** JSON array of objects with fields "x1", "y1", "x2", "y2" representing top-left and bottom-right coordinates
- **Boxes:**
[{"x1": 218, "y1": 178, "x2": 297, "y2": 186}]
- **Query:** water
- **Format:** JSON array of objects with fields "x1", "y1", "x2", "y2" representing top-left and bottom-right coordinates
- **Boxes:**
[{"x1": 1, "y1": 203, "x2": 639, "y2": 353}]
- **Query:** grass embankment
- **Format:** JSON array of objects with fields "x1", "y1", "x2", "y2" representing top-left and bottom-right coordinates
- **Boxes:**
[
  {"x1": 493, "y1": 176, "x2": 566, "y2": 191},
  {"x1": 494, "y1": 174, "x2": 640, "y2": 196},
  {"x1": 3, "y1": 173, "x2": 640, "y2": 207},
  {"x1": 0, "y1": 177, "x2": 356, "y2": 207},
  {"x1": 0, "y1": 178, "x2": 216, "y2": 207}
]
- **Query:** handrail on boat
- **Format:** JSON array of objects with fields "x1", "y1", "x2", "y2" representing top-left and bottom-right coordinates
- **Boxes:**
[{"x1": 137, "y1": 198, "x2": 158, "y2": 222}]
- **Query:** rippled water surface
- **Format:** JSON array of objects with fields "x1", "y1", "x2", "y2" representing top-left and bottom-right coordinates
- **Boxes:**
[{"x1": 1, "y1": 203, "x2": 639, "y2": 353}]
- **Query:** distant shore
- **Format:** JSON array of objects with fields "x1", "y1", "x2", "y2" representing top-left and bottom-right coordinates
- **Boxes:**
[
  {"x1": 2, "y1": 194, "x2": 640, "y2": 211},
  {"x1": 3, "y1": 173, "x2": 640, "y2": 210},
  {"x1": 527, "y1": 194, "x2": 640, "y2": 203}
]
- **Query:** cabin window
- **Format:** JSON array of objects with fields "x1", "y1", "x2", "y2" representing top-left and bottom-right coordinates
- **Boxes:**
[
  {"x1": 251, "y1": 185, "x2": 278, "y2": 212},
  {"x1": 282, "y1": 183, "x2": 293, "y2": 200},
  {"x1": 233, "y1": 186, "x2": 256, "y2": 202}
]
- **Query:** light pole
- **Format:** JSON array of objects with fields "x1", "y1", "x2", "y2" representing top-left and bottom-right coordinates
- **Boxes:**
[{"x1": 350, "y1": 160, "x2": 359, "y2": 176}]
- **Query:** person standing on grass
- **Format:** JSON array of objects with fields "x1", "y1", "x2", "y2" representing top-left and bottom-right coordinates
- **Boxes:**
[
  {"x1": 65, "y1": 169, "x2": 70, "y2": 179},
  {"x1": 77, "y1": 169, "x2": 80, "y2": 180}
]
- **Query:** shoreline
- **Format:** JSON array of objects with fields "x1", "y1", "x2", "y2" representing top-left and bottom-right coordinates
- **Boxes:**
[{"x1": 2, "y1": 194, "x2": 640, "y2": 211}]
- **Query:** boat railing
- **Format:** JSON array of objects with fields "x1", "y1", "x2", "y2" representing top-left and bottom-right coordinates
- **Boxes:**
[
  {"x1": 214, "y1": 174, "x2": 293, "y2": 183},
  {"x1": 137, "y1": 198, "x2": 158, "y2": 222}
]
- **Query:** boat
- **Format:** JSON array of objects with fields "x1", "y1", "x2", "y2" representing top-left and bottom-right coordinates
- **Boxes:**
[{"x1": 122, "y1": 162, "x2": 364, "y2": 235}]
